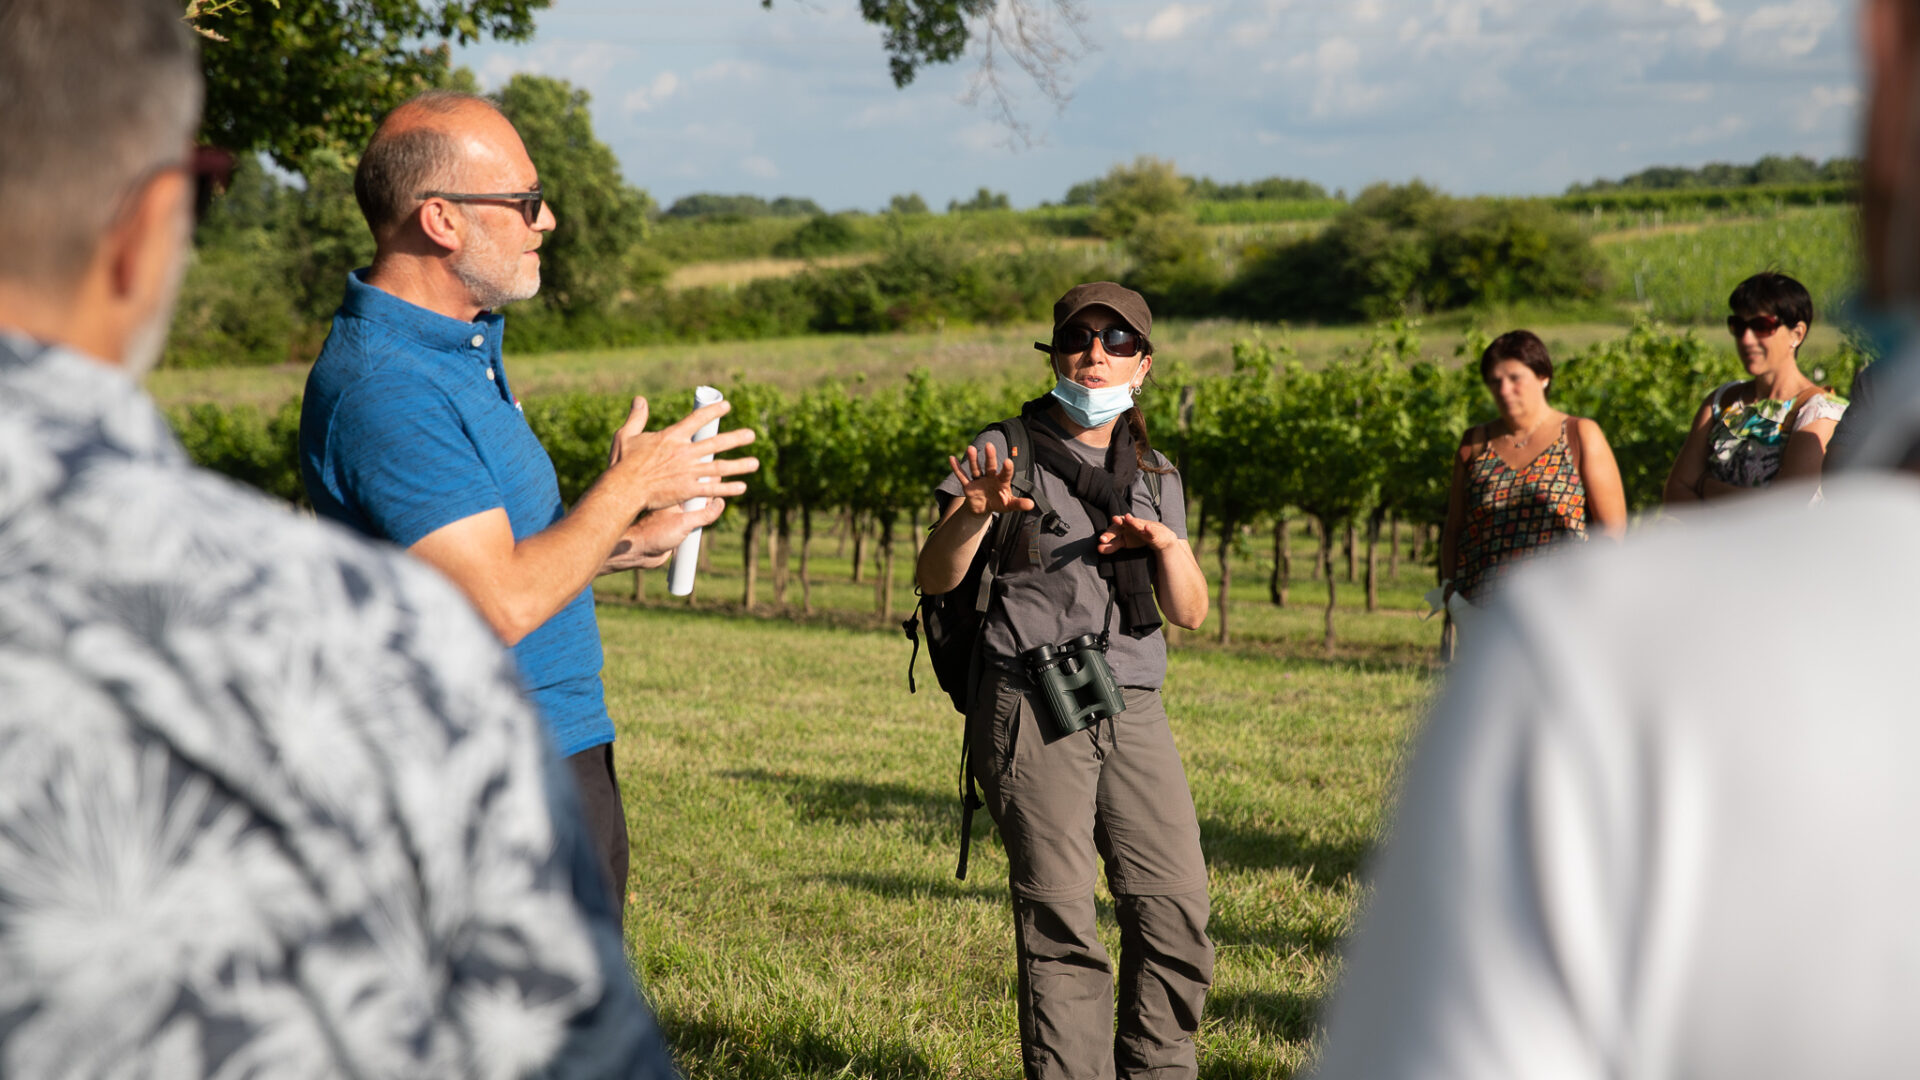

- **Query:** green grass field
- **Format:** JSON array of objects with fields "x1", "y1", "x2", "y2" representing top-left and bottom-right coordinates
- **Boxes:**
[{"x1": 593, "y1": 520, "x2": 1439, "y2": 1078}]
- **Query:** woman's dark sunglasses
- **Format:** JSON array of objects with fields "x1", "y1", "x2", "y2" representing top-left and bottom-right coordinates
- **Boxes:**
[
  {"x1": 417, "y1": 184, "x2": 545, "y2": 226},
  {"x1": 1034, "y1": 325, "x2": 1146, "y2": 358},
  {"x1": 1727, "y1": 313, "x2": 1787, "y2": 338}
]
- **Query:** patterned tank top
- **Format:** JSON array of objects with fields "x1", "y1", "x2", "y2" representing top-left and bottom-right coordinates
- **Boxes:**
[{"x1": 1456, "y1": 420, "x2": 1588, "y2": 602}]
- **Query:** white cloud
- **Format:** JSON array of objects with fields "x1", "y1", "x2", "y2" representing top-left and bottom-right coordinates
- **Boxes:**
[
  {"x1": 475, "y1": 39, "x2": 629, "y2": 90},
  {"x1": 1810, "y1": 83, "x2": 1861, "y2": 109},
  {"x1": 1126, "y1": 4, "x2": 1213, "y2": 43},
  {"x1": 479, "y1": 52, "x2": 540, "y2": 87},
  {"x1": 1666, "y1": 0, "x2": 1727, "y2": 25},
  {"x1": 1740, "y1": 0, "x2": 1838, "y2": 58},
  {"x1": 1675, "y1": 114, "x2": 1751, "y2": 144},
  {"x1": 741, "y1": 155, "x2": 779, "y2": 179},
  {"x1": 694, "y1": 59, "x2": 764, "y2": 84},
  {"x1": 622, "y1": 72, "x2": 681, "y2": 113}
]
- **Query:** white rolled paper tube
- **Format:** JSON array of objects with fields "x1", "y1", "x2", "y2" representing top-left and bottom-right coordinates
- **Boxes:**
[{"x1": 667, "y1": 386, "x2": 725, "y2": 596}]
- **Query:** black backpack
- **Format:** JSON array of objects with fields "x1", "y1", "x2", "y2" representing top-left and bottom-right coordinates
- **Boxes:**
[{"x1": 902, "y1": 415, "x2": 1160, "y2": 879}]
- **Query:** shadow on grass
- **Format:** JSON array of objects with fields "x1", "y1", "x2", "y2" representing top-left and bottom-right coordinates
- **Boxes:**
[
  {"x1": 1206, "y1": 898, "x2": 1350, "y2": 955},
  {"x1": 597, "y1": 591, "x2": 914, "y2": 636},
  {"x1": 1198, "y1": 815, "x2": 1370, "y2": 887},
  {"x1": 596, "y1": 590, "x2": 1447, "y2": 675},
  {"x1": 722, "y1": 768, "x2": 952, "y2": 829},
  {"x1": 665, "y1": 1015, "x2": 939, "y2": 1080},
  {"x1": 1205, "y1": 987, "x2": 1325, "y2": 1047},
  {"x1": 815, "y1": 869, "x2": 1005, "y2": 904}
]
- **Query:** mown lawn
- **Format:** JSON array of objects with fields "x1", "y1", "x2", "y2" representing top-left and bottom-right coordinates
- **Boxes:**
[{"x1": 597, "y1": 527, "x2": 1441, "y2": 1078}]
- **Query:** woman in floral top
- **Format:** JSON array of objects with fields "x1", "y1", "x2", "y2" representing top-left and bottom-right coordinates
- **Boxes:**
[
  {"x1": 1665, "y1": 273, "x2": 1848, "y2": 503},
  {"x1": 1441, "y1": 331, "x2": 1629, "y2": 608}
]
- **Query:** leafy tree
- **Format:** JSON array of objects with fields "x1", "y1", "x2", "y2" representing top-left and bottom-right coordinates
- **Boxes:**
[
  {"x1": 194, "y1": 1, "x2": 547, "y2": 176},
  {"x1": 495, "y1": 75, "x2": 654, "y2": 315},
  {"x1": 1184, "y1": 344, "x2": 1291, "y2": 643},
  {"x1": 887, "y1": 193, "x2": 931, "y2": 215},
  {"x1": 1123, "y1": 215, "x2": 1220, "y2": 317},
  {"x1": 1272, "y1": 355, "x2": 1392, "y2": 651},
  {"x1": 949, "y1": 188, "x2": 1012, "y2": 213},
  {"x1": 772, "y1": 214, "x2": 861, "y2": 258},
  {"x1": 1088, "y1": 156, "x2": 1190, "y2": 240},
  {"x1": 1189, "y1": 176, "x2": 1330, "y2": 202},
  {"x1": 660, "y1": 193, "x2": 823, "y2": 220},
  {"x1": 1231, "y1": 182, "x2": 1606, "y2": 321}
]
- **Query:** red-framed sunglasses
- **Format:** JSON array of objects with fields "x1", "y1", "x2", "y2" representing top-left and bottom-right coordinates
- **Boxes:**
[
  {"x1": 190, "y1": 146, "x2": 235, "y2": 224},
  {"x1": 1727, "y1": 313, "x2": 1789, "y2": 338}
]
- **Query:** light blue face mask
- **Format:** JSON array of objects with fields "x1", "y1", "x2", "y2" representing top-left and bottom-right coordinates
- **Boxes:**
[{"x1": 1050, "y1": 376, "x2": 1136, "y2": 428}]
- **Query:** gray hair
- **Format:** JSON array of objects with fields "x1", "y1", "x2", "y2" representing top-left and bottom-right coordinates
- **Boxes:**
[
  {"x1": 353, "y1": 91, "x2": 504, "y2": 238},
  {"x1": 0, "y1": 0, "x2": 202, "y2": 287}
]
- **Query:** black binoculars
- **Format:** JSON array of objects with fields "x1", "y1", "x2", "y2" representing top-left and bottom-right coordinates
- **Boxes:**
[{"x1": 1020, "y1": 633, "x2": 1127, "y2": 739}]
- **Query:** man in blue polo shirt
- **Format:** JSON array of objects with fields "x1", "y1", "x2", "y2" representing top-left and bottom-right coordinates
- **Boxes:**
[{"x1": 300, "y1": 90, "x2": 758, "y2": 912}]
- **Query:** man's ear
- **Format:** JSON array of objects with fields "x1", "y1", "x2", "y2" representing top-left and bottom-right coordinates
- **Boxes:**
[
  {"x1": 415, "y1": 198, "x2": 466, "y2": 253},
  {"x1": 108, "y1": 170, "x2": 190, "y2": 303}
]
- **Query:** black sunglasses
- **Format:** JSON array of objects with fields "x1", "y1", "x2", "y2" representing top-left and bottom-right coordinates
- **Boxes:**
[
  {"x1": 1032, "y1": 325, "x2": 1147, "y2": 359},
  {"x1": 418, "y1": 183, "x2": 545, "y2": 226}
]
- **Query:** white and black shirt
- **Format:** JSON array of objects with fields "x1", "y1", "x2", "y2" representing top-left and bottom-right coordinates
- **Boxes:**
[{"x1": 0, "y1": 335, "x2": 675, "y2": 1078}]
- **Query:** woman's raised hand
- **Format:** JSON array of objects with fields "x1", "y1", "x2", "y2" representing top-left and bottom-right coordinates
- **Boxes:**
[
  {"x1": 948, "y1": 443, "x2": 1037, "y2": 517},
  {"x1": 1097, "y1": 513, "x2": 1175, "y2": 554}
]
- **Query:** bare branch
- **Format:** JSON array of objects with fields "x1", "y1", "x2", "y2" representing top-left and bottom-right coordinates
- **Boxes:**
[{"x1": 958, "y1": 0, "x2": 1092, "y2": 149}]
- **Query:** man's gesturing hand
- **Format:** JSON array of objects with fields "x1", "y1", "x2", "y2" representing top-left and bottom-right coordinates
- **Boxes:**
[
  {"x1": 608, "y1": 396, "x2": 759, "y2": 512},
  {"x1": 948, "y1": 443, "x2": 1037, "y2": 517}
]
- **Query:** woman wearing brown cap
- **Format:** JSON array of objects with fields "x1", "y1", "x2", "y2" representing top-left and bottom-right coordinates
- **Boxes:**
[{"x1": 917, "y1": 282, "x2": 1213, "y2": 1079}]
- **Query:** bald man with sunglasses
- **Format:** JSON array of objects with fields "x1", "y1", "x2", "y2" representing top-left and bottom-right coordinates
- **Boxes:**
[{"x1": 300, "y1": 91, "x2": 759, "y2": 914}]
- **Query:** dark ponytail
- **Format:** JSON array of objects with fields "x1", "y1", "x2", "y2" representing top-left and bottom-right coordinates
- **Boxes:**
[{"x1": 1127, "y1": 404, "x2": 1175, "y2": 475}]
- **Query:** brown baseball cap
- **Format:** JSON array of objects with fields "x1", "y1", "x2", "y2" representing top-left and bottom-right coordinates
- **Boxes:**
[{"x1": 1051, "y1": 281, "x2": 1152, "y2": 339}]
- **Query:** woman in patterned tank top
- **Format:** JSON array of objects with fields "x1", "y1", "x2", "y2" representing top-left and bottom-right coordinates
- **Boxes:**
[
  {"x1": 1664, "y1": 273, "x2": 1846, "y2": 503},
  {"x1": 1441, "y1": 331, "x2": 1629, "y2": 607}
]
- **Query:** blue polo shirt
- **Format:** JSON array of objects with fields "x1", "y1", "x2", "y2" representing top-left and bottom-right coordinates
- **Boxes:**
[{"x1": 300, "y1": 270, "x2": 612, "y2": 757}]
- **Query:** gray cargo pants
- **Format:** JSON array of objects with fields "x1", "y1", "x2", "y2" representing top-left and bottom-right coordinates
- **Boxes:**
[{"x1": 969, "y1": 672, "x2": 1214, "y2": 1080}]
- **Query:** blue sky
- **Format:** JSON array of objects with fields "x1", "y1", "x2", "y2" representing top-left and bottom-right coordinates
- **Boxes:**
[{"x1": 453, "y1": 0, "x2": 1861, "y2": 212}]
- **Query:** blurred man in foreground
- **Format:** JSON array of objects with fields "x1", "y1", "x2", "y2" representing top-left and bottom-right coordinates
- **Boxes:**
[
  {"x1": 1311, "y1": 2, "x2": 1920, "y2": 1076},
  {"x1": 0, "y1": 0, "x2": 674, "y2": 1073},
  {"x1": 300, "y1": 92, "x2": 756, "y2": 912}
]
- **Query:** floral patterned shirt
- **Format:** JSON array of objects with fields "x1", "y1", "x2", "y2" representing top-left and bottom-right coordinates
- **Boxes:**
[
  {"x1": 1705, "y1": 380, "x2": 1849, "y2": 489},
  {"x1": 0, "y1": 335, "x2": 676, "y2": 1079}
]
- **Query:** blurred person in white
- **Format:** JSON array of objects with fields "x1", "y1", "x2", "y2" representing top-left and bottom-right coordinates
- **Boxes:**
[
  {"x1": 0, "y1": 0, "x2": 676, "y2": 1075},
  {"x1": 1308, "y1": 2, "x2": 1920, "y2": 1077}
]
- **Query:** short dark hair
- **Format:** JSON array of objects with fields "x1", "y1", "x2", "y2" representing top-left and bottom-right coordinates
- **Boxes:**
[
  {"x1": 0, "y1": 0, "x2": 201, "y2": 286},
  {"x1": 353, "y1": 91, "x2": 501, "y2": 237},
  {"x1": 1479, "y1": 330, "x2": 1553, "y2": 384},
  {"x1": 1728, "y1": 272, "x2": 1813, "y2": 331}
]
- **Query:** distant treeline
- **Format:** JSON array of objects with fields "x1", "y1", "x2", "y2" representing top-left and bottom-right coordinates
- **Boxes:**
[
  {"x1": 1063, "y1": 174, "x2": 1329, "y2": 207},
  {"x1": 1568, "y1": 154, "x2": 1858, "y2": 195},
  {"x1": 661, "y1": 193, "x2": 826, "y2": 220}
]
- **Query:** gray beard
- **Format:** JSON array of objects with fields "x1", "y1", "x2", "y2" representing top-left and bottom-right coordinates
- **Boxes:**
[{"x1": 451, "y1": 248, "x2": 540, "y2": 312}]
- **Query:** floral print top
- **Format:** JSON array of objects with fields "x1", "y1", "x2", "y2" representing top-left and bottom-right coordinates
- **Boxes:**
[
  {"x1": 0, "y1": 334, "x2": 674, "y2": 1079},
  {"x1": 1705, "y1": 380, "x2": 1849, "y2": 489},
  {"x1": 1456, "y1": 422, "x2": 1589, "y2": 603}
]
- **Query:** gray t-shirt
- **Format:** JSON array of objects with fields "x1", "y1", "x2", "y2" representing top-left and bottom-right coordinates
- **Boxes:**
[{"x1": 935, "y1": 411, "x2": 1188, "y2": 688}]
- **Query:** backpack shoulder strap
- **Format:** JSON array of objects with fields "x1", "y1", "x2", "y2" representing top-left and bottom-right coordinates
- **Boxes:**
[{"x1": 974, "y1": 417, "x2": 1042, "y2": 615}]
